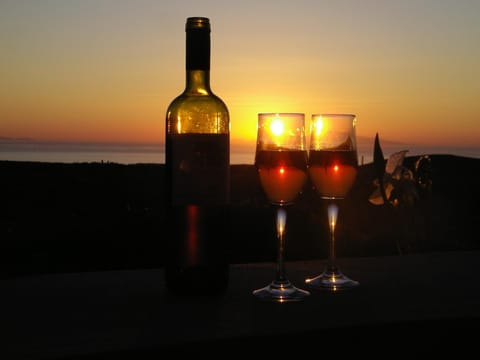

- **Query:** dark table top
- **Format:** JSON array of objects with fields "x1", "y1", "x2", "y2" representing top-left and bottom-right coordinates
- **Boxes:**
[{"x1": 5, "y1": 251, "x2": 480, "y2": 359}]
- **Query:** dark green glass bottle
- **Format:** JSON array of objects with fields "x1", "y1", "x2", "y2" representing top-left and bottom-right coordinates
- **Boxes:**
[{"x1": 164, "y1": 17, "x2": 230, "y2": 295}]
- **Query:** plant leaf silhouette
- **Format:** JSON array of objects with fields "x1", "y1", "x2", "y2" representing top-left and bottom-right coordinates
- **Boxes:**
[{"x1": 373, "y1": 133, "x2": 388, "y2": 204}]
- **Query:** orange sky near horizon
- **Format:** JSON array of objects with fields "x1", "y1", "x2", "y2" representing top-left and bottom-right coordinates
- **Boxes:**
[{"x1": 1, "y1": 0, "x2": 479, "y2": 150}]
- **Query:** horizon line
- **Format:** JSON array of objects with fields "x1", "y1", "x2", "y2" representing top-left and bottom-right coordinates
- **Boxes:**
[{"x1": 1, "y1": 136, "x2": 480, "y2": 151}]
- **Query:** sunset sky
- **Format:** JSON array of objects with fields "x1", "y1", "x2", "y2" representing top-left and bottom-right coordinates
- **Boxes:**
[{"x1": 1, "y1": 0, "x2": 479, "y2": 153}]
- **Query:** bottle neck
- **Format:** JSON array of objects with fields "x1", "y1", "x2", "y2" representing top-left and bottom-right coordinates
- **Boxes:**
[
  {"x1": 185, "y1": 70, "x2": 211, "y2": 94},
  {"x1": 185, "y1": 18, "x2": 211, "y2": 94},
  {"x1": 186, "y1": 30, "x2": 210, "y2": 70}
]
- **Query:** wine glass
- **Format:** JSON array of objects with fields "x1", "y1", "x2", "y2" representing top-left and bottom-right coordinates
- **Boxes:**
[
  {"x1": 305, "y1": 113, "x2": 360, "y2": 291},
  {"x1": 252, "y1": 113, "x2": 311, "y2": 302}
]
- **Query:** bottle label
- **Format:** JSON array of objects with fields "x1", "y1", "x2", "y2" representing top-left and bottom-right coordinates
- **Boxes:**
[{"x1": 169, "y1": 133, "x2": 229, "y2": 206}]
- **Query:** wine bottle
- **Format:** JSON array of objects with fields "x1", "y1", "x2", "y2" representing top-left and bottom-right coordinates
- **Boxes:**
[{"x1": 164, "y1": 17, "x2": 230, "y2": 295}]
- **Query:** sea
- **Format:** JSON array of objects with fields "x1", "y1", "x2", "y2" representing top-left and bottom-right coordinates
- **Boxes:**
[{"x1": 1, "y1": 139, "x2": 479, "y2": 165}]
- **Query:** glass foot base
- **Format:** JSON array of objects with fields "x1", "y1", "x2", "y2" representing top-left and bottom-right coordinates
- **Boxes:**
[
  {"x1": 253, "y1": 280, "x2": 310, "y2": 302},
  {"x1": 305, "y1": 269, "x2": 359, "y2": 291}
]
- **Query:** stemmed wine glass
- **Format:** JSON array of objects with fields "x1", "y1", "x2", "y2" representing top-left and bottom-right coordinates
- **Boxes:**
[
  {"x1": 305, "y1": 113, "x2": 359, "y2": 291},
  {"x1": 252, "y1": 113, "x2": 310, "y2": 302}
]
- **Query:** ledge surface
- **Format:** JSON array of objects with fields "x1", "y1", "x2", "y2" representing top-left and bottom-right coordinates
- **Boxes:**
[{"x1": 5, "y1": 251, "x2": 480, "y2": 359}]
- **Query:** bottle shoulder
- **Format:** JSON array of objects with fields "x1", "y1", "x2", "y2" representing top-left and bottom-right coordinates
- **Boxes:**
[
  {"x1": 169, "y1": 90, "x2": 228, "y2": 105},
  {"x1": 166, "y1": 91, "x2": 229, "y2": 134},
  {"x1": 166, "y1": 92, "x2": 229, "y2": 117}
]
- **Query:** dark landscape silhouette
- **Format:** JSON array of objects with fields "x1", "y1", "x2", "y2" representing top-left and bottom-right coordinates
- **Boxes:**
[{"x1": 1, "y1": 154, "x2": 479, "y2": 278}]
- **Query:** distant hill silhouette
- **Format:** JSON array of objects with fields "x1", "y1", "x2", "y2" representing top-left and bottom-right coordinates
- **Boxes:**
[{"x1": 1, "y1": 154, "x2": 479, "y2": 277}]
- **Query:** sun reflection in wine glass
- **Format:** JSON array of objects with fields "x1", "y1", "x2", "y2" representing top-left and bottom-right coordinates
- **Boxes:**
[
  {"x1": 305, "y1": 113, "x2": 360, "y2": 291},
  {"x1": 252, "y1": 113, "x2": 310, "y2": 302}
]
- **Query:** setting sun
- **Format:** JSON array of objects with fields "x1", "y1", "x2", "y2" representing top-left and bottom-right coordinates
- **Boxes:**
[
  {"x1": 270, "y1": 118, "x2": 285, "y2": 137},
  {"x1": 314, "y1": 118, "x2": 324, "y2": 137}
]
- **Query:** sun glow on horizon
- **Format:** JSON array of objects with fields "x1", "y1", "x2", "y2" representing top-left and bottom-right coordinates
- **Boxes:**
[{"x1": 1, "y1": 1, "x2": 479, "y2": 152}]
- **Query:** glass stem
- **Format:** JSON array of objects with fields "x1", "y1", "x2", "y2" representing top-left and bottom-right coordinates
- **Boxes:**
[
  {"x1": 275, "y1": 206, "x2": 288, "y2": 283},
  {"x1": 326, "y1": 202, "x2": 339, "y2": 273}
]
